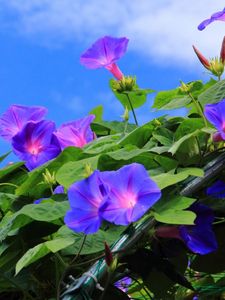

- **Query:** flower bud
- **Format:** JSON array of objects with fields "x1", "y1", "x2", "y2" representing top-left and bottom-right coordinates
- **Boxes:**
[
  {"x1": 111, "y1": 76, "x2": 136, "y2": 93},
  {"x1": 84, "y1": 163, "x2": 93, "y2": 178},
  {"x1": 209, "y1": 57, "x2": 224, "y2": 77},
  {"x1": 121, "y1": 106, "x2": 129, "y2": 122},
  {"x1": 193, "y1": 45, "x2": 210, "y2": 69},
  {"x1": 212, "y1": 132, "x2": 224, "y2": 142},
  {"x1": 104, "y1": 242, "x2": 113, "y2": 266},
  {"x1": 179, "y1": 81, "x2": 191, "y2": 93},
  {"x1": 42, "y1": 169, "x2": 56, "y2": 186},
  {"x1": 220, "y1": 36, "x2": 225, "y2": 64}
]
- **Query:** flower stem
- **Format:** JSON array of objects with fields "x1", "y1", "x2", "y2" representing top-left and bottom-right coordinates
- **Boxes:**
[
  {"x1": 188, "y1": 92, "x2": 208, "y2": 128},
  {"x1": 125, "y1": 93, "x2": 138, "y2": 126}
]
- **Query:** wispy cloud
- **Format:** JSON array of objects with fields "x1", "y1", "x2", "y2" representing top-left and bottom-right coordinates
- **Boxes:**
[{"x1": 1, "y1": 0, "x2": 225, "y2": 66}]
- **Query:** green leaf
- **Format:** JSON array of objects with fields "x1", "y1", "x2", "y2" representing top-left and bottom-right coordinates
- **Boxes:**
[
  {"x1": 15, "y1": 147, "x2": 83, "y2": 198},
  {"x1": 92, "y1": 121, "x2": 136, "y2": 135},
  {"x1": 152, "y1": 168, "x2": 203, "y2": 190},
  {"x1": 168, "y1": 130, "x2": 200, "y2": 155},
  {"x1": 0, "y1": 202, "x2": 69, "y2": 241},
  {"x1": 56, "y1": 156, "x2": 99, "y2": 188},
  {"x1": 198, "y1": 78, "x2": 225, "y2": 106},
  {"x1": 15, "y1": 237, "x2": 74, "y2": 274},
  {"x1": 57, "y1": 225, "x2": 125, "y2": 256},
  {"x1": 0, "y1": 151, "x2": 11, "y2": 164},
  {"x1": 152, "y1": 128, "x2": 174, "y2": 146},
  {"x1": 119, "y1": 121, "x2": 154, "y2": 147},
  {"x1": 89, "y1": 105, "x2": 103, "y2": 122},
  {"x1": 110, "y1": 79, "x2": 154, "y2": 109},
  {"x1": 153, "y1": 196, "x2": 196, "y2": 224},
  {"x1": 0, "y1": 193, "x2": 18, "y2": 213}
]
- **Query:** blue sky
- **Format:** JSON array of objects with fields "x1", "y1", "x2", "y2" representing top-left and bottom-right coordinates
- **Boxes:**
[{"x1": 0, "y1": 0, "x2": 224, "y2": 162}]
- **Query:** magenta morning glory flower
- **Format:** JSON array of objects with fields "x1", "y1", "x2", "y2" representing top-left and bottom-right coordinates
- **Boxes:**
[
  {"x1": 12, "y1": 120, "x2": 61, "y2": 170},
  {"x1": 100, "y1": 163, "x2": 161, "y2": 226},
  {"x1": 156, "y1": 203, "x2": 217, "y2": 255},
  {"x1": 64, "y1": 170, "x2": 106, "y2": 234},
  {"x1": 54, "y1": 115, "x2": 95, "y2": 150},
  {"x1": 206, "y1": 180, "x2": 225, "y2": 198},
  {"x1": 0, "y1": 104, "x2": 47, "y2": 141},
  {"x1": 80, "y1": 36, "x2": 129, "y2": 80},
  {"x1": 204, "y1": 99, "x2": 225, "y2": 141},
  {"x1": 198, "y1": 8, "x2": 225, "y2": 30}
]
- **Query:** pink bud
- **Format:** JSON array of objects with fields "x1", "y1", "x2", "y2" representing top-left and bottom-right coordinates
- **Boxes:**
[
  {"x1": 104, "y1": 242, "x2": 113, "y2": 267},
  {"x1": 212, "y1": 132, "x2": 224, "y2": 142},
  {"x1": 220, "y1": 36, "x2": 225, "y2": 63},
  {"x1": 193, "y1": 45, "x2": 210, "y2": 69}
]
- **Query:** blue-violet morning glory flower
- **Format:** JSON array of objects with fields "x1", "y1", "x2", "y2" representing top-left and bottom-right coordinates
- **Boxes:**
[
  {"x1": 179, "y1": 203, "x2": 217, "y2": 255},
  {"x1": 100, "y1": 163, "x2": 161, "y2": 226},
  {"x1": 64, "y1": 170, "x2": 106, "y2": 234},
  {"x1": 204, "y1": 99, "x2": 225, "y2": 141},
  {"x1": 0, "y1": 104, "x2": 47, "y2": 141},
  {"x1": 198, "y1": 8, "x2": 225, "y2": 30},
  {"x1": 80, "y1": 36, "x2": 129, "y2": 80},
  {"x1": 54, "y1": 115, "x2": 95, "y2": 150},
  {"x1": 115, "y1": 277, "x2": 132, "y2": 293},
  {"x1": 156, "y1": 203, "x2": 217, "y2": 255},
  {"x1": 12, "y1": 120, "x2": 61, "y2": 171},
  {"x1": 206, "y1": 180, "x2": 225, "y2": 198}
]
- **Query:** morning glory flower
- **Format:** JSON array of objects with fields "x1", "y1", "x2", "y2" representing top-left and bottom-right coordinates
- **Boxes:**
[
  {"x1": 12, "y1": 120, "x2": 61, "y2": 170},
  {"x1": 206, "y1": 180, "x2": 225, "y2": 198},
  {"x1": 100, "y1": 163, "x2": 161, "y2": 226},
  {"x1": 54, "y1": 115, "x2": 95, "y2": 150},
  {"x1": 204, "y1": 99, "x2": 225, "y2": 140},
  {"x1": 179, "y1": 203, "x2": 217, "y2": 255},
  {"x1": 156, "y1": 203, "x2": 217, "y2": 255},
  {"x1": 0, "y1": 104, "x2": 47, "y2": 141},
  {"x1": 80, "y1": 36, "x2": 129, "y2": 80},
  {"x1": 198, "y1": 8, "x2": 225, "y2": 30},
  {"x1": 115, "y1": 277, "x2": 132, "y2": 293},
  {"x1": 64, "y1": 170, "x2": 106, "y2": 234}
]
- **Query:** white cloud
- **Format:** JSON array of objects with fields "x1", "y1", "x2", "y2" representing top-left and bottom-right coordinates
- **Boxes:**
[{"x1": 1, "y1": 0, "x2": 225, "y2": 66}]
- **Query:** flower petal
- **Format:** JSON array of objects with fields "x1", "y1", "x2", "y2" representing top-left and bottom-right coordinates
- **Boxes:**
[
  {"x1": 0, "y1": 104, "x2": 47, "y2": 141},
  {"x1": 80, "y1": 36, "x2": 129, "y2": 69}
]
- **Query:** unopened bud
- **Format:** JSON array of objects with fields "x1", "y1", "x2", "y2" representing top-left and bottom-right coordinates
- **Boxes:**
[
  {"x1": 84, "y1": 163, "x2": 93, "y2": 178},
  {"x1": 121, "y1": 106, "x2": 129, "y2": 122},
  {"x1": 209, "y1": 57, "x2": 224, "y2": 77},
  {"x1": 212, "y1": 132, "x2": 224, "y2": 142},
  {"x1": 104, "y1": 241, "x2": 113, "y2": 267},
  {"x1": 193, "y1": 45, "x2": 210, "y2": 69},
  {"x1": 220, "y1": 36, "x2": 225, "y2": 64},
  {"x1": 111, "y1": 76, "x2": 136, "y2": 93},
  {"x1": 179, "y1": 81, "x2": 191, "y2": 93},
  {"x1": 42, "y1": 169, "x2": 56, "y2": 186}
]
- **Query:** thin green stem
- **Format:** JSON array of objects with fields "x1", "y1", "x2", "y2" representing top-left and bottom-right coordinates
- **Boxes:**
[
  {"x1": 188, "y1": 92, "x2": 208, "y2": 128},
  {"x1": 0, "y1": 182, "x2": 18, "y2": 188},
  {"x1": 56, "y1": 235, "x2": 87, "y2": 300},
  {"x1": 125, "y1": 93, "x2": 138, "y2": 126}
]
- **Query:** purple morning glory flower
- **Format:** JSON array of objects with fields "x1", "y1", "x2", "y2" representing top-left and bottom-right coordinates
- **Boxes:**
[
  {"x1": 207, "y1": 180, "x2": 225, "y2": 198},
  {"x1": 80, "y1": 36, "x2": 129, "y2": 80},
  {"x1": 64, "y1": 170, "x2": 106, "y2": 234},
  {"x1": 100, "y1": 163, "x2": 161, "y2": 226},
  {"x1": 0, "y1": 104, "x2": 47, "y2": 141},
  {"x1": 12, "y1": 120, "x2": 61, "y2": 171},
  {"x1": 198, "y1": 8, "x2": 225, "y2": 30},
  {"x1": 204, "y1": 99, "x2": 225, "y2": 140},
  {"x1": 179, "y1": 203, "x2": 217, "y2": 255},
  {"x1": 54, "y1": 115, "x2": 95, "y2": 150},
  {"x1": 156, "y1": 204, "x2": 217, "y2": 255},
  {"x1": 115, "y1": 277, "x2": 132, "y2": 293}
]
